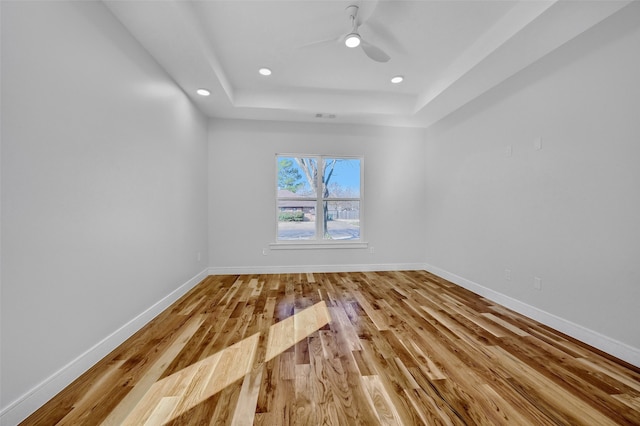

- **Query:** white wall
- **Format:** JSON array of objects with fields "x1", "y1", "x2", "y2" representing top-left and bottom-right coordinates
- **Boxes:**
[
  {"x1": 209, "y1": 119, "x2": 426, "y2": 272},
  {"x1": 424, "y1": 3, "x2": 640, "y2": 360},
  {"x1": 1, "y1": 1, "x2": 209, "y2": 421}
]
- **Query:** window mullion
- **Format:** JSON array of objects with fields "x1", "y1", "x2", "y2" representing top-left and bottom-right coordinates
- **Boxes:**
[{"x1": 317, "y1": 156, "x2": 324, "y2": 239}]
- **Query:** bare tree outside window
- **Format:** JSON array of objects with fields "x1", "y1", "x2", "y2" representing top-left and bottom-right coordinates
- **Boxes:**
[{"x1": 276, "y1": 155, "x2": 361, "y2": 241}]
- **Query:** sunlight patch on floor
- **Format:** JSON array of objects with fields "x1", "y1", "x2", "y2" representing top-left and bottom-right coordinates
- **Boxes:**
[{"x1": 117, "y1": 301, "x2": 330, "y2": 425}]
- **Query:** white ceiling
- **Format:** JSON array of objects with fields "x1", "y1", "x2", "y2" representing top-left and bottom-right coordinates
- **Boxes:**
[{"x1": 104, "y1": 0, "x2": 631, "y2": 128}]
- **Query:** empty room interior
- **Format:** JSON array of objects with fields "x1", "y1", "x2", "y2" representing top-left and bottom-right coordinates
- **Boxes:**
[{"x1": 1, "y1": 0, "x2": 639, "y2": 424}]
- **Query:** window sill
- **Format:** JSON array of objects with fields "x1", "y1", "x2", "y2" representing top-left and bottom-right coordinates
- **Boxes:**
[{"x1": 269, "y1": 241, "x2": 368, "y2": 250}]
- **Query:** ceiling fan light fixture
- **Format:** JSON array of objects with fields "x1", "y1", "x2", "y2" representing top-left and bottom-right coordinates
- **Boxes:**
[
  {"x1": 345, "y1": 33, "x2": 361, "y2": 48},
  {"x1": 391, "y1": 75, "x2": 404, "y2": 84},
  {"x1": 258, "y1": 67, "x2": 272, "y2": 76}
]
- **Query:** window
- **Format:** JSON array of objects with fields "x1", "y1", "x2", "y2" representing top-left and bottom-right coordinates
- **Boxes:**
[{"x1": 276, "y1": 155, "x2": 362, "y2": 243}]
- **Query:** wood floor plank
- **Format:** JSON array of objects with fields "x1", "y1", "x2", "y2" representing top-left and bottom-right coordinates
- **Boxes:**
[
  {"x1": 21, "y1": 271, "x2": 640, "y2": 425},
  {"x1": 230, "y1": 367, "x2": 263, "y2": 426},
  {"x1": 360, "y1": 375, "x2": 404, "y2": 425}
]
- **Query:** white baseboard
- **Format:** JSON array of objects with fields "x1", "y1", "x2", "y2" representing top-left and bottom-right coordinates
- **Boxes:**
[
  {"x1": 0, "y1": 268, "x2": 209, "y2": 426},
  {"x1": 207, "y1": 263, "x2": 427, "y2": 275},
  {"x1": 423, "y1": 263, "x2": 640, "y2": 368}
]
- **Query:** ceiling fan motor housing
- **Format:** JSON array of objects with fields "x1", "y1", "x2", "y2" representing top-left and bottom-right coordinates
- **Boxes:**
[
  {"x1": 345, "y1": 5, "x2": 361, "y2": 47},
  {"x1": 345, "y1": 5, "x2": 359, "y2": 22}
]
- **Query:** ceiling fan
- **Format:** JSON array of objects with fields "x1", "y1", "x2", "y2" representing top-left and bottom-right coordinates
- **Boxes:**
[
  {"x1": 305, "y1": 4, "x2": 391, "y2": 63},
  {"x1": 343, "y1": 4, "x2": 390, "y2": 62}
]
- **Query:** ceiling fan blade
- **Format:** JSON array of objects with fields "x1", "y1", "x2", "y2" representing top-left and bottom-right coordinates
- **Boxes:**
[
  {"x1": 361, "y1": 40, "x2": 390, "y2": 62},
  {"x1": 298, "y1": 35, "x2": 341, "y2": 50},
  {"x1": 355, "y1": 0, "x2": 379, "y2": 26},
  {"x1": 361, "y1": 19, "x2": 406, "y2": 55}
]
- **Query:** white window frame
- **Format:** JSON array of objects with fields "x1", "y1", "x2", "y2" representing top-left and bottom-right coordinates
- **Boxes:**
[{"x1": 271, "y1": 154, "x2": 367, "y2": 250}]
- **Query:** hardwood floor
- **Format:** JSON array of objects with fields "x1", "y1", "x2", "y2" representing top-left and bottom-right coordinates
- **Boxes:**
[{"x1": 22, "y1": 271, "x2": 640, "y2": 425}]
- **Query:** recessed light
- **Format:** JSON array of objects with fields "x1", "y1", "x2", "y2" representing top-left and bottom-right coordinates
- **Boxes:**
[
  {"x1": 259, "y1": 67, "x2": 272, "y2": 76},
  {"x1": 391, "y1": 76, "x2": 404, "y2": 84},
  {"x1": 196, "y1": 88, "x2": 210, "y2": 96}
]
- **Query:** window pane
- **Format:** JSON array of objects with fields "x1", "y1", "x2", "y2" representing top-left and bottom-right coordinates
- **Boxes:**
[
  {"x1": 277, "y1": 207, "x2": 316, "y2": 240},
  {"x1": 277, "y1": 156, "x2": 317, "y2": 197},
  {"x1": 323, "y1": 201, "x2": 360, "y2": 240},
  {"x1": 324, "y1": 158, "x2": 360, "y2": 198}
]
